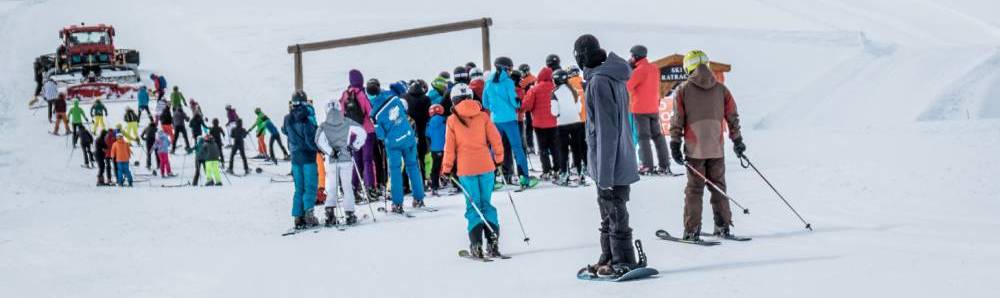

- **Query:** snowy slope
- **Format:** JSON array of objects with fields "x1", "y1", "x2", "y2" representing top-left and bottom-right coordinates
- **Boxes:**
[{"x1": 1, "y1": 1, "x2": 999, "y2": 297}]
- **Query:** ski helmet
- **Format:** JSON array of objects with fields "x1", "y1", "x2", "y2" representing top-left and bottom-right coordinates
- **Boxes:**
[
  {"x1": 567, "y1": 65, "x2": 581, "y2": 77},
  {"x1": 552, "y1": 69, "x2": 570, "y2": 85},
  {"x1": 407, "y1": 80, "x2": 426, "y2": 95},
  {"x1": 291, "y1": 90, "x2": 308, "y2": 103},
  {"x1": 365, "y1": 78, "x2": 381, "y2": 95},
  {"x1": 494, "y1": 56, "x2": 514, "y2": 71},
  {"x1": 438, "y1": 71, "x2": 451, "y2": 80},
  {"x1": 428, "y1": 104, "x2": 444, "y2": 116},
  {"x1": 450, "y1": 83, "x2": 474, "y2": 104},
  {"x1": 518, "y1": 64, "x2": 531, "y2": 74},
  {"x1": 453, "y1": 66, "x2": 470, "y2": 83},
  {"x1": 465, "y1": 62, "x2": 477, "y2": 70},
  {"x1": 629, "y1": 45, "x2": 647, "y2": 59},
  {"x1": 509, "y1": 69, "x2": 524, "y2": 83},
  {"x1": 254, "y1": 107, "x2": 262, "y2": 114},
  {"x1": 546, "y1": 54, "x2": 561, "y2": 69},
  {"x1": 683, "y1": 49, "x2": 709, "y2": 74},
  {"x1": 469, "y1": 67, "x2": 484, "y2": 80},
  {"x1": 431, "y1": 77, "x2": 448, "y2": 92}
]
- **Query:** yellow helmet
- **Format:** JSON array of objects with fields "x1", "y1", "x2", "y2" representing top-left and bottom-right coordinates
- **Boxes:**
[{"x1": 683, "y1": 50, "x2": 710, "y2": 74}]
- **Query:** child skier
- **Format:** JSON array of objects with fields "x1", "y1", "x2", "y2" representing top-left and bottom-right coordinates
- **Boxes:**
[
  {"x1": 94, "y1": 129, "x2": 112, "y2": 186},
  {"x1": 123, "y1": 107, "x2": 140, "y2": 145},
  {"x1": 284, "y1": 91, "x2": 321, "y2": 229},
  {"x1": 171, "y1": 106, "x2": 191, "y2": 153},
  {"x1": 200, "y1": 134, "x2": 223, "y2": 186},
  {"x1": 159, "y1": 106, "x2": 175, "y2": 143},
  {"x1": 316, "y1": 99, "x2": 368, "y2": 226},
  {"x1": 340, "y1": 70, "x2": 377, "y2": 200},
  {"x1": 169, "y1": 86, "x2": 187, "y2": 111},
  {"x1": 154, "y1": 129, "x2": 174, "y2": 177},
  {"x1": 483, "y1": 57, "x2": 538, "y2": 190},
  {"x1": 141, "y1": 122, "x2": 159, "y2": 171},
  {"x1": 224, "y1": 105, "x2": 240, "y2": 147},
  {"x1": 441, "y1": 83, "x2": 506, "y2": 259},
  {"x1": 426, "y1": 104, "x2": 447, "y2": 196},
  {"x1": 228, "y1": 119, "x2": 250, "y2": 175},
  {"x1": 90, "y1": 98, "x2": 108, "y2": 132},
  {"x1": 79, "y1": 126, "x2": 95, "y2": 168},
  {"x1": 68, "y1": 99, "x2": 89, "y2": 147},
  {"x1": 209, "y1": 118, "x2": 226, "y2": 164},
  {"x1": 137, "y1": 85, "x2": 152, "y2": 121},
  {"x1": 110, "y1": 134, "x2": 134, "y2": 187},
  {"x1": 51, "y1": 94, "x2": 70, "y2": 135},
  {"x1": 249, "y1": 108, "x2": 289, "y2": 163}
]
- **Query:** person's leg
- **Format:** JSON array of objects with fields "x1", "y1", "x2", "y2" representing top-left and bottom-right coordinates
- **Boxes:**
[
  {"x1": 257, "y1": 135, "x2": 267, "y2": 158},
  {"x1": 269, "y1": 135, "x2": 278, "y2": 161},
  {"x1": 635, "y1": 114, "x2": 654, "y2": 170},
  {"x1": 192, "y1": 160, "x2": 202, "y2": 185},
  {"x1": 123, "y1": 162, "x2": 133, "y2": 185},
  {"x1": 706, "y1": 158, "x2": 733, "y2": 228},
  {"x1": 403, "y1": 145, "x2": 425, "y2": 201},
  {"x1": 362, "y1": 134, "x2": 376, "y2": 188},
  {"x1": 181, "y1": 128, "x2": 191, "y2": 150},
  {"x1": 291, "y1": 163, "x2": 305, "y2": 217},
  {"x1": 276, "y1": 135, "x2": 289, "y2": 157},
  {"x1": 683, "y1": 158, "x2": 707, "y2": 235},
  {"x1": 571, "y1": 123, "x2": 586, "y2": 174},
  {"x1": 500, "y1": 132, "x2": 514, "y2": 182},
  {"x1": 216, "y1": 142, "x2": 225, "y2": 164},
  {"x1": 337, "y1": 162, "x2": 356, "y2": 212},
  {"x1": 210, "y1": 160, "x2": 222, "y2": 183},
  {"x1": 430, "y1": 152, "x2": 442, "y2": 190},
  {"x1": 648, "y1": 114, "x2": 671, "y2": 170},
  {"x1": 374, "y1": 141, "x2": 387, "y2": 188},
  {"x1": 115, "y1": 162, "x2": 125, "y2": 185},
  {"x1": 524, "y1": 114, "x2": 535, "y2": 152},
  {"x1": 157, "y1": 152, "x2": 166, "y2": 175},
  {"x1": 324, "y1": 160, "x2": 338, "y2": 208},
  {"x1": 606, "y1": 185, "x2": 635, "y2": 266},
  {"x1": 302, "y1": 163, "x2": 318, "y2": 211},
  {"x1": 459, "y1": 175, "x2": 483, "y2": 232},
  {"x1": 477, "y1": 172, "x2": 499, "y2": 228},
  {"x1": 239, "y1": 146, "x2": 248, "y2": 172},
  {"x1": 595, "y1": 189, "x2": 613, "y2": 266},
  {"x1": 145, "y1": 142, "x2": 154, "y2": 169},
  {"x1": 387, "y1": 147, "x2": 404, "y2": 206},
  {"x1": 556, "y1": 126, "x2": 571, "y2": 175},
  {"x1": 497, "y1": 121, "x2": 529, "y2": 178},
  {"x1": 536, "y1": 128, "x2": 553, "y2": 175},
  {"x1": 228, "y1": 146, "x2": 236, "y2": 171},
  {"x1": 47, "y1": 101, "x2": 54, "y2": 122}
]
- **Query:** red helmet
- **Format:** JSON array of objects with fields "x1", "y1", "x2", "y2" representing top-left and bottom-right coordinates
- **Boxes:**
[{"x1": 428, "y1": 104, "x2": 444, "y2": 116}]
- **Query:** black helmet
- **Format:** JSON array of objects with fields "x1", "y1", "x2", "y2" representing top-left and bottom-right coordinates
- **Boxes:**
[
  {"x1": 465, "y1": 62, "x2": 477, "y2": 70},
  {"x1": 453, "y1": 66, "x2": 470, "y2": 83},
  {"x1": 407, "y1": 79, "x2": 426, "y2": 95},
  {"x1": 438, "y1": 71, "x2": 451, "y2": 80},
  {"x1": 546, "y1": 54, "x2": 561, "y2": 69},
  {"x1": 494, "y1": 56, "x2": 514, "y2": 70},
  {"x1": 552, "y1": 69, "x2": 570, "y2": 85},
  {"x1": 630, "y1": 45, "x2": 648, "y2": 59},
  {"x1": 518, "y1": 64, "x2": 531, "y2": 74},
  {"x1": 365, "y1": 78, "x2": 381, "y2": 95},
  {"x1": 509, "y1": 69, "x2": 524, "y2": 83}
]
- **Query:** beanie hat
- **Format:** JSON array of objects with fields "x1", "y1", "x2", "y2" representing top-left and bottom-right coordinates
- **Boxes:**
[{"x1": 573, "y1": 34, "x2": 607, "y2": 69}]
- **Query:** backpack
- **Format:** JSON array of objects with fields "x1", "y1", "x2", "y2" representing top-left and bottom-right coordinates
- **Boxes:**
[{"x1": 344, "y1": 89, "x2": 366, "y2": 125}]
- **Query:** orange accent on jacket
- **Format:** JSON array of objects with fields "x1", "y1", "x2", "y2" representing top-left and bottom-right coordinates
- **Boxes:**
[
  {"x1": 442, "y1": 100, "x2": 504, "y2": 176},
  {"x1": 568, "y1": 76, "x2": 586, "y2": 122}
]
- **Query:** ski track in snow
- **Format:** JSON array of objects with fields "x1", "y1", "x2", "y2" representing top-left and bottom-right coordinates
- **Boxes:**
[{"x1": 2, "y1": 1, "x2": 1000, "y2": 297}]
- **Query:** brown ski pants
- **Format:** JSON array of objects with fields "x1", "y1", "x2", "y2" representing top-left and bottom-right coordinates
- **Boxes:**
[{"x1": 683, "y1": 158, "x2": 733, "y2": 234}]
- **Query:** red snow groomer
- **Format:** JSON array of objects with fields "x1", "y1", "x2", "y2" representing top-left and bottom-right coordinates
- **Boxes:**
[{"x1": 32, "y1": 23, "x2": 142, "y2": 108}]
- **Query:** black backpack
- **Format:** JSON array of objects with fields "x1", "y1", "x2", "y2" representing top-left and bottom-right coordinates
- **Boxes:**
[{"x1": 344, "y1": 89, "x2": 366, "y2": 125}]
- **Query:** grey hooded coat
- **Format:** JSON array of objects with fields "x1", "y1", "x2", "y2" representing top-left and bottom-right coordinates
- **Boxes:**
[{"x1": 583, "y1": 52, "x2": 641, "y2": 189}]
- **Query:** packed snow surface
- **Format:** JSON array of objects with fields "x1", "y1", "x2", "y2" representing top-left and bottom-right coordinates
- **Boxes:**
[{"x1": 1, "y1": 0, "x2": 998, "y2": 297}]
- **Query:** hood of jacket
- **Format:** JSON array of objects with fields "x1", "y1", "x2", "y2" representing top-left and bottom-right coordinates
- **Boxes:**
[
  {"x1": 349, "y1": 69, "x2": 364, "y2": 87},
  {"x1": 585, "y1": 52, "x2": 631, "y2": 83},
  {"x1": 453, "y1": 99, "x2": 485, "y2": 121},
  {"x1": 536, "y1": 67, "x2": 554, "y2": 85},
  {"x1": 320, "y1": 101, "x2": 351, "y2": 149},
  {"x1": 687, "y1": 64, "x2": 717, "y2": 90}
]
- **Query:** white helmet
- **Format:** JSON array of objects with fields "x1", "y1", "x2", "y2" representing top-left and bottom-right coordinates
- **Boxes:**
[{"x1": 450, "y1": 83, "x2": 474, "y2": 103}]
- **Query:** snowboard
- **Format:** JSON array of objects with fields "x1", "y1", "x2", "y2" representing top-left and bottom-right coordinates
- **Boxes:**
[
  {"x1": 458, "y1": 250, "x2": 494, "y2": 262},
  {"x1": 576, "y1": 267, "x2": 659, "y2": 282},
  {"x1": 654, "y1": 230, "x2": 720, "y2": 246}
]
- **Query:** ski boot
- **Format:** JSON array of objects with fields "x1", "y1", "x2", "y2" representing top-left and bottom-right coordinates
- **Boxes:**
[
  {"x1": 519, "y1": 176, "x2": 539, "y2": 190},
  {"x1": 226, "y1": 168, "x2": 235, "y2": 175},
  {"x1": 303, "y1": 209, "x2": 320, "y2": 228},
  {"x1": 539, "y1": 172, "x2": 552, "y2": 181},
  {"x1": 390, "y1": 204, "x2": 405, "y2": 215},
  {"x1": 293, "y1": 216, "x2": 306, "y2": 230},
  {"x1": 638, "y1": 165, "x2": 655, "y2": 176},
  {"x1": 713, "y1": 225, "x2": 733, "y2": 237},
  {"x1": 345, "y1": 211, "x2": 358, "y2": 225},
  {"x1": 682, "y1": 230, "x2": 701, "y2": 241},
  {"x1": 412, "y1": 199, "x2": 426, "y2": 208},
  {"x1": 431, "y1": 189, "x2": 440, "y2": 197},
  {"x1": 205, "y1": 181, "x2": 216, "y2": 186},
  {"x1": 324, "y1": 207, "x2": 338, "y2": 227},
  {"x1": 469, "y1": 243, "x2": 486, "y2": 259}
]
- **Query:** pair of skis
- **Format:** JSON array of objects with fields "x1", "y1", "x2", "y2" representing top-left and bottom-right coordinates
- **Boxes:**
[
  {"x1": 280, "y1": 214, "x2": 372, "y2": 236},
  {"x1": 457, "y1": 250, "x2": 511, "y2": 262},
  {"x1": 654, "y1": 229, "x2": 752, "y2": 246}
]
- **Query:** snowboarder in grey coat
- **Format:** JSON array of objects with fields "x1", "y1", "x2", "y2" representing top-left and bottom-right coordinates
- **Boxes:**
[{"x1": 576, "y1": 34, "x2": 642, "y2": 278}]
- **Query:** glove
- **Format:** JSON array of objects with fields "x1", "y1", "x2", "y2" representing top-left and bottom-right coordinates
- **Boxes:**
[
  {"x1": 670, "y1": 141, "x2": 684, "y2": 165},
  {"x1": 733, "y1": 137, "x2": 746, "y2": 157}
]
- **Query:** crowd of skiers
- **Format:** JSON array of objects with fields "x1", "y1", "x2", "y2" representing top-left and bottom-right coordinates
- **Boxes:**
[
  {"x1": 40, "y1": 33, "x2": 748, "y2": 280},
  {"x1": 279, "y1": 34, "x2": 747, "y2": 280},
  {"x1": 43, "y1": 72, "x2": 297, "y2": 188}
]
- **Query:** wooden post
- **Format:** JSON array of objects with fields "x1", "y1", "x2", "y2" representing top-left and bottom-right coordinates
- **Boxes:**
[
  {"x1": 481, "y1": 19, "x2": 492, "y2": 71},
  {"x1": 293, "y1": 46, "x2": 303, "y2": 91}
]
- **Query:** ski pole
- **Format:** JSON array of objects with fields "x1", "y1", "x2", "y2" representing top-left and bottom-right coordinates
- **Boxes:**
[
  {"x1": 684, "y1": 162, "x2": 750, "y2": 214},
  {"x1": 738, "y1": 154, "x2": 812, "y2": 230},
  {"x1": 351, "y1": 153, "x2": 377, "y2": 222},
  {"x1": 498, "y1": 167, "x2": 530, "y2": 244},
  {"x1": 449, "y1": 176, "x2": 497, "y2": 235},
  {"x1": 220, "y1": 162, "x2": 232, "y2": 185}
]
